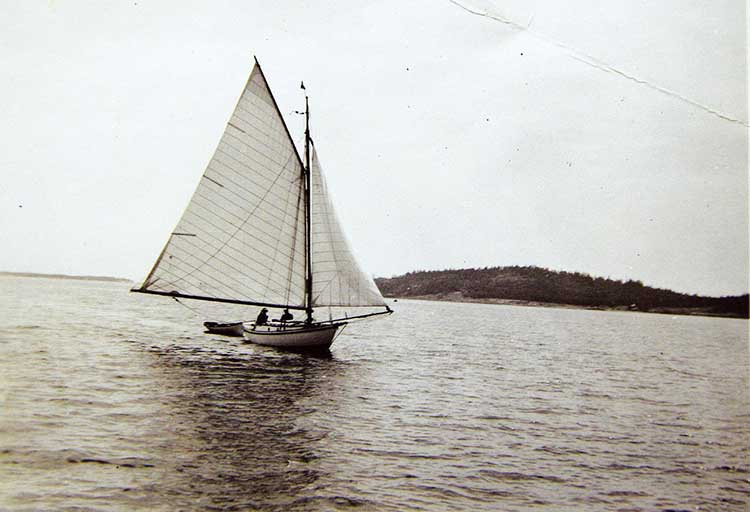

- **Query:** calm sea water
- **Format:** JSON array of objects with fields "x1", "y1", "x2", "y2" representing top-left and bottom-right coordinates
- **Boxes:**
[{"x1": 0, "y1": 276, "x2": 748, "y2": 511}]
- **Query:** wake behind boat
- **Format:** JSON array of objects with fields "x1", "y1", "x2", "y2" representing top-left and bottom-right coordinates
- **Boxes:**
[{"x1": 131, "y1": 58, "x2": 392, "y2": 350}]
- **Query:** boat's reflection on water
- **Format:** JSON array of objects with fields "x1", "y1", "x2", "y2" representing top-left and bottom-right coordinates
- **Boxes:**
[{"x1": 143, "y1": 340, "x2": 349, "y2": 509}]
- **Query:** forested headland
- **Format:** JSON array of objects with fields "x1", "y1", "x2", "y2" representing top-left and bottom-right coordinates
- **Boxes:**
[{"x1": 375, "y1": 266, "x2": 748, "y2": 319}]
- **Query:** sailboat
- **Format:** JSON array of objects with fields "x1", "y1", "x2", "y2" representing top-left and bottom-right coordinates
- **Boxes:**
[{"x1": 132, "y1": 58, "x2": 392, "y2": 350}]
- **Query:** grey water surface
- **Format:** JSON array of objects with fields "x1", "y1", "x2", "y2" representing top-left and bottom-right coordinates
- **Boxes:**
[{"x1": 0, "y1": 276, "x2": 748, "y2": 511}]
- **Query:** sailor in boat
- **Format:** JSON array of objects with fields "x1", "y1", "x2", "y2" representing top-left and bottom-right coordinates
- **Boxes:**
[
  {"x1": 255, "y1": 308, "x2": 269, "y2": 326},
  {"x1": 280, "y1": 308, "x2": 294, "y2": 326},
  {"x1": 130, "y1": 59, "x2": 393, "y2": 351}
]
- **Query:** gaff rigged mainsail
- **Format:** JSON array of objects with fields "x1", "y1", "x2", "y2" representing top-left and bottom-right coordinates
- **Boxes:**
[
  {"x1": 134, "y1": 63, "x2": 308, "y2": 309},
  {"x1": 133, "y1": 59, "x2": 391, "y2": 323}
]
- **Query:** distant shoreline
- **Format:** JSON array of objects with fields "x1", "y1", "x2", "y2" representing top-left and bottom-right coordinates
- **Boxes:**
[
  {"x1": 376, "y1": 266, "x2": 748, "y2": 319},
  {"x1": 0, "y1": 271, "x2": 132, "y2": 283},
  {"x1": 388, "y1": 293, "x2": 748, "y2": 320}
]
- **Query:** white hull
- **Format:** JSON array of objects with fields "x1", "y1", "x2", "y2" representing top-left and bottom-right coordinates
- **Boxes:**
[
  {"x1": 244, "y1": 323, "x2": 343, "y2": 350},
  {"x1": 133, "y1": 62, "x2": 393, "y2": 349}
]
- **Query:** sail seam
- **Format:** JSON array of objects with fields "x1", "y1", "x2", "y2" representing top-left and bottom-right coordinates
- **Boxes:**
[
  {"x1": 177, "y1": 212, "x2": 303, "y2": 282},
  {"x1": 164, "y1": 152, "x2": 300, "y2": 292},
  {"x1": 218, "y1": 135, "x2": 291, "y2": 176},
  {"x1": 173, "y1": 220, "x2": 304, "y2": 292},
  {"x1": 286, "y1": 166, "x2": 305, "y2": 306},
  {"x1": 194, "y1": 182, "x2": 300, "y2": 241},
  {"x1": 212, "y1": 149, "x2": 301, "y2": 208},
  {"x1": 192, "y1": 176, "x2": 303, "y2": 243},
  {"x1": 206, "y1": 159, "x2": 301, "y2": 223},
  {"x1": 265, "y1": 155, "x2": 304, "y2": 301},
  {"x1": 222, "y1": 129, "x2": 294, "y2": 170},
  {"x1": 192, "y1": 167, "x2": 303, "y2": 252},
  {"x1": 156, "y1": 253, "x2": 300, "y2": 304},
  {"x1": 213, "y1": 147, "x2": 298, "y2": 201},
  {"x1": 231, "y1": 106, "x2": 292, "y2": 152},
  {"x1": 154, "y1": 256, "x2": 260, "y2": 301},
  {"x1": 177, "y1": 216, "x2": 303, "y2": 280}
]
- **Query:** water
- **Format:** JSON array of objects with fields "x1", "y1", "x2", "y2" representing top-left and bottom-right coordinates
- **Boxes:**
[{"x1": 0, "y1": 276, "x2": 748, "y2": 511}]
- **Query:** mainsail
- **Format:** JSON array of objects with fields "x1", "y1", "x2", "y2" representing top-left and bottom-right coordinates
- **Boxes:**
[
  {"x1": 134, "y1": 59, "x2": 390, "y2": 322},
  {"x1": 135, "y1": 64, "x2": 308, "y2": 309}
]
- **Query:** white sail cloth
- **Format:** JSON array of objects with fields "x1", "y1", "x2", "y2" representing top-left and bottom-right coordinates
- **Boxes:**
[
  {"x1": 138, "y1": 65, "x2": 307, "y2": 307},
  {"x1": 310, "y1": 147, "x2": 386, "y2": 308},
  {"x1": 136, "y1": 62, "x2": 387, "y2": 314}
]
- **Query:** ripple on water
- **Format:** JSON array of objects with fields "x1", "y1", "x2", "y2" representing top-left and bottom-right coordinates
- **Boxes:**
[{"x1": 0, "y1": 279, "x2": 748, "y2": 511}]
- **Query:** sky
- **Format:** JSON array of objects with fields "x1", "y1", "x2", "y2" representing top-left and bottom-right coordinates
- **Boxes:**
[{"x1": 1, "y1": 1, "x2": 747, "y2": 296}]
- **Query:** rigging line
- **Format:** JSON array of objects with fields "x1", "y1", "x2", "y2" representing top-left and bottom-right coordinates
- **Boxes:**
[
  {"x1": 214, "y1": 156, "x2": 292, "y2": 197},
  {"x1": 156, "y1": 248, "x2": 286, "y2": 299},
  {"x1": 189, "y1": 186, "x2": 304, "y2": 256},
  {"x1": 164, "y1": 149, "x2": 299, "y2": 288},
  {"x1": 155, "y1": 267, "x2": 305, "y2": 311},
  {"x1": 211, "y1": 148, "x2": 295, "y2": 194},
  {"x1": 251, "y1": 58, "x2": 307, "y2": 171},
  {"x1": 172, "y1": 296, "x2": 204, "y2": 317},
  {"x1": 285, "y1": 170, "x2": 305, "y2": 306},
  {"x1": 211, "y1": 152, "x2": 302, "y2": 214},
  {"x1": 311, "y1": 160, "x2": 335, "y2": 303},
  {"x1": 176, "y1": 215, "x2": 305, "y2": 286},
  {"x1": 178, "y1": 173, "x2": 303, "y2": 250},
  {"x1": 309, "y1": 206, "x2": 346, "y2": 303},
  {"x1": 331, "y1": 323, "x2": 347, "y2": 344},
  {"x1": 166, "y1": 232, "x2": 302, "y2": 299},
  {"x1": 264, "y1": 158, "x2": 304, "y2": 302},
  {"x1": 201, "y1": 164, "x2": 302, "y2": 228},
  {"x1": 154, "y1": 271, "x2": 246, "y2": 308},
  {"x1": 325, "y1": 308, "x2": 393, "y2": 323},
  {"x1": 135, "y1": 289, "x2": 305, "y2": 310},
  {"x1": 204, "y1": 161, "x2": 296, "y2": 212},
  {"x1": 447, "y1": 0, "x2": 749, "y2": 128},
  {"x1": 320, "y1": 303, "x2": 393, "y2": 308},
  {"x1": 311, "y1": 259, "x2": 362, "y2": 265},
  {"x1": 328, "y1": 210, "x2": 360, "y2": 304},
  {"x1": 176, "y1": 214, "x2": 295, "y2": 279},
  {"x1": 310, "y1": 145, "x2": 346, "y2": 304},
  {"x1": 155, "y1": 255, "x2": 271, "y2": 303},
  {"x1": 192, "y1": 181, "x2": 303, "y2": 242},
  {"x1": 158, "y1": 229, "x2": 295, "y2": 299},
  {"x1": 213, "y1": 146, "x2": 300, "y2": 203}
]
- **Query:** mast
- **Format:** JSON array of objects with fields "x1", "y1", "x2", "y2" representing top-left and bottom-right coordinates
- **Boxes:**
[
  {"x1": 131, "y1": 59, "x2": 392, "y2": 322},
  {"x1": 304, "y1": 94, "x2": 313, "y2": 323}
]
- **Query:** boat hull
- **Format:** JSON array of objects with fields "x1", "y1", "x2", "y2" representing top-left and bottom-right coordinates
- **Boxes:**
[
  {"x1": 244, "y1": 323, "x2": 343, "y2": 350},
  {"x1": 203, "y1": 321, "x2": 244, "y2": 337}
]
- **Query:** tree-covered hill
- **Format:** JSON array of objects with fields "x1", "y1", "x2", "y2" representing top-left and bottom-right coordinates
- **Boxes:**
[{"x1": 375, "y1": 266, "x2": 748, "y2": 318}]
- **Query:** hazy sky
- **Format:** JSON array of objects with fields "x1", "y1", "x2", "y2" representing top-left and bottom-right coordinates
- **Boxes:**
[{"x1": 1, "y1": 1, "x2": 747, "y2": 296}]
